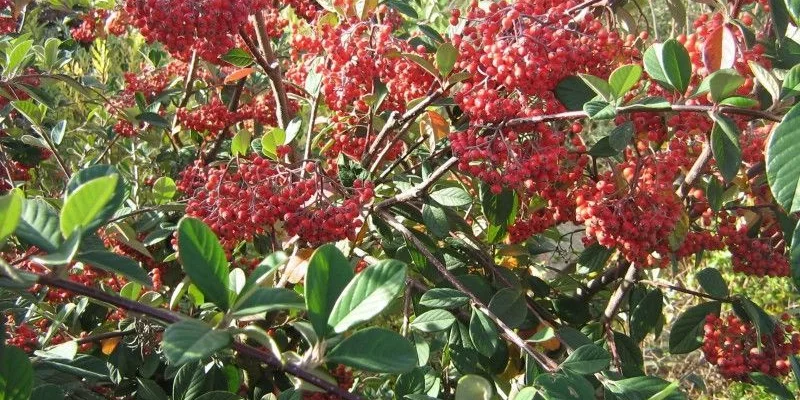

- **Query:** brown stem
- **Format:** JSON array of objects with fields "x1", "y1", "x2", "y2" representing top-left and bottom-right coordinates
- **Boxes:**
[
  {"x1": 169, "y1": 49, "x2": 200, "y2": 148},
  {"x1": 76, "y1": 329, "x2": 137, "y2": 344},
  {"x1": 378, "y1": 210, "x2": 559, "y2": 372},
  {"x1": 203, "y1": 78, "x2": 246, "y2": 163},
  {"x1": 252, "y1": 12, "x2": 292, "y2": 129},
  {"x1": 374, "y1": 157, "x2": 459, "y2": 211},
  {"x1": 30, "y1": 273, "x2": 363, "y2": 400},
  {"x1": 639, "y1": 279, "x2": 732, "y2": 303},
  {"x1": 677, "y1": 137, "x2": 712, "y2": 198},
  {"x1": 501, "y1": 104, "x2": 781, "y2": 128}
]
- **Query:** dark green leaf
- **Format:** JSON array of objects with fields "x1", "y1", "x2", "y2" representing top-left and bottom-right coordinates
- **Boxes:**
[
  {"x1": 221, "y1": 48, "x2": 253, "y2": 67},
  {"x1": 411, "y1": 309, "x2": 456, "y2": 332},
  {"x1": 419, "y1": 288, "x2": 469, "y2": 309},
  {"x1": 481, "y1": 184, "x2": 516, "y2": 226},
  {"x1": 782, "y1": 64, "x2": 800, "y2": 99},
  {"x1": 710, "y1": 115, "x2": 741, "y2": 183},
  {"x1": 0, "y1": 346, "x2": 33, "y2": 400},
  {"x1": 327, "y1": 327, "x2": 416, "y2": 373},
  {"x1": 792, "y1": 221, "x2": 800, "y2": 292},
  {"x1": 561, "y1": 344, "x2": 611, "y2": 374},
  {"x1": 422, "y1": 203, "x2": 450, "y2": 238},
  {"x1": 76, "y1": 250, "x2": 152, "y2": 287},
  {"x1": 584, "y1": 100, "x2": 617, "y2": 120},
  {"x1": 660, "y1": 39, "x2": 692, "y2": 93},
  {"x1": 177, "y1": 217, "x2": 231, "y2": 310},
  {"x1": 535, "y1": 373, "x2": 595, "y2": 399},
  {"x1": 328, "y1": 259, "x2": 407, "y2": 333},
  {"x1": 609, "y1": 121, "x2": 634, "y2": 152},
  {"x1": 488, "y1": 288, "x2": 527, "y2": 329},
  {"x1": 604, "y1": 376, "x2": 686, "y2": 400},
  {"x1": 767, "y1": 103, "x2": 800, "y2": 213},
  {"x1": 749, "y1": 372, "x2": 793, "y2": 399},
  {"x1": 305, "y1": 244, "x2": 354, "y2": 337},
  {"x1": 137, "y1": 378, "x2": 169, "y2": 400},
  {"x1": 469, "y1": 307, "x2": 499, "y2": 357},
  {"x1": 231, "y1": 287, "x2": 305, "y2": 317},
  {"x1": 555, "y1": 76, "x2": 596, "y2": 111},
  {"x1": 430, "y1": 187, "x2": 472, "y2": 207},
  {"x1": 162, "y1": 319, "x2": 232, "y2": 366},
  {"x1": 669, "y1": 301, "x2": 721, "y2": 354},
  {"x1": 629, "y1": 288, "x2": 663, "y2": 342},
  {"x1": 695, "y1": 268, "x2": 729, "y2": 298}
]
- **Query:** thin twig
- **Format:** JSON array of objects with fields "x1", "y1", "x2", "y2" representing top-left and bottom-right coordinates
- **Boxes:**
[
  {"x1": 374, "y1": 157, "x2": 459, "y2": 211},
  {"x1": 378, "y1": 210, "x2": 559, "y2": 372},
  {"x1": 29, "y1": 272, "x2": 363, "y2": 400},
  {"x1": 252, "y1": 11, "x2": 292, "y2": 129}
]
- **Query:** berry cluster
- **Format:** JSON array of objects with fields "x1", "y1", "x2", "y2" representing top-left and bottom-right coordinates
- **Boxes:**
[
  {"x1": 124, "y1": 0, "x2": 264, "y2": 61},
  {"x1": 70, "y1": 9, "x2": 109, "y2": 43},
  {"x1": 177, "y1": 98, "x2": 238, "y2": 139},
  {"x1": 451, "y1": 0, "x2": 636, "y2": 122},
  {"x1": 177, "y1": 157, "x2": 373, "y2": 250},
  {"x1": 719, "y1": 217, "x2": 789, "y2": 277},
  {"x1": 4, "y1": 315, "x2": 38, "y2": 353},
  {"x1": 0, "y1": 0, "x2": 18, "y2": 34},
  {"x1": 702, "y1": 313, "x2": 800, "y2": 380},
  {"x1": 576, "y1": 157, "x2": 683, "y2": 267}
]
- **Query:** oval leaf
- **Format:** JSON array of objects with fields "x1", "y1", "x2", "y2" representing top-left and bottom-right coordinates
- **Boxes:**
[
  {"x1": 328, "y1": 259, "x2": 407, "y2": 333},
  {"x1": 177, "y1": 217, "x2": 231, "y2": 311},
  {"x1": 326, "y1": 327, "x2": 416, "y2": 373}
]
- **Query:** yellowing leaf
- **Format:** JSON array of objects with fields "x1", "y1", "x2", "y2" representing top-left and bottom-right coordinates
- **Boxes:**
[
  {"x1": 224, "y1": 67, "x2": 255, "y2": 84},
  {"x1": 101, "y1": 337, "x2": 121, "y2": 355}
]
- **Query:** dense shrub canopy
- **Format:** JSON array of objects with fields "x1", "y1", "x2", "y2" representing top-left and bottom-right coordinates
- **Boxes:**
[{"x1": 2, "y1": 0, "x2": 800, "y2": 399}]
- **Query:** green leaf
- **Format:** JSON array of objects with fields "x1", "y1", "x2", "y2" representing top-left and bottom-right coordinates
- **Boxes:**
[
  {"x1": 162, "y1": 319, "x2": 232, "y2": 366},
  {"x1": 669, "y1": 301, "x2": 721, "y2": 354},
  {"x1": 173, "y1": 362, "x2": 208, "y2": 400},
  {"x1": 411, "y1": 309, "x2": 456, "y2": 332},
  {"x1": 579, "y1": 74, "x2": 614, "y2": 101},
  {"x1": 76, "y1": 250, "x2": 152, "y2": 287},
  {"x1": 284, "y1": 117, "x2": 303, "y2": 144},
  {"x1": 435, "y1": 43, "x2": 458, "y2": 76},
  {"x1": 137, "y1": 378, "x2": 169, "y2": 400},
  {"x1": 327, "y1": 327, "x2": 416, "y2": 373},
  {"x1": 767, "y1": 103, "x2": 800, "y2": 213},
  {"x1": 734, "y1": 296, "x2": 775, "y2": 347},
  {"x1": 710, "y1": 114, "x2": 741, "y2": 183},
  {"x1": 659, "y1": 39, "x2": 692, "y2": 94},
  {"x1": 0, "y1": 346, "x2": 33, "y2": 400},
  {"x1": 136, "y1": 112, "x2": 170, "y2": 129},
  {"x1": 609, "y1": 121, "x2": 635, "y2": 152},
  {"x1": 608, "y1": 64, "x2": 642, "y2": 98},
  {"x1": 422, "y1": 203, "x2": 450, "y2": 238},
  {"x1": 386, "y1": 0, "x2": 418, "y2": 18},
  {"x1": 706, "y1": 69, "x2": 745, "y2": 102},
  {"x1": 32, "y1": 231, "x2": 81, "y2": 266},
  {"x1": 469, "y1": 307, "x2": 499, "y2": 357},
  {"x1": 231, "y1": 130, "x2": 252, "y2": 157},
  {"x1": 481, "y1": 184, "x2": 517, "y2": 226},
  {"x1": 305, "y1": 244, "x2": 354, "y2": 337},
  {"x1": 555, "y1": 76, "x2": 596, "y2": 111},
  {"x1": 629, "y1": 288, "x2": 663, "y2": 343},
  {"x1": 781, "y1": 64, "x2": 800, "y2": 99},
  {"x1": 50, "y1": 120, "x2": 66, "y2": 145},
  {"x1": 194, "y1": 392, "x2": 243, "y2": 400},
  {"x1": 177, "y1": 217, "x2": 231, "y2": 311},
  {"x1": 695, "y1": 268, "x2": 729, "y2": 298},
  {"x1": 489, "y1": 288, "x2": 527, "y2": 329},
  {"x1": 231, "y1": 287, "x2": 305, "y2": 317},
  {"x1": 66, "y1": 165, "x2": 126, "y2": 232},
  {"x1": 15, "y1": 198, "x2": 62, "y2": 252},
  {"x1": 328, "y1": 259, "x2": 407, "y2": 333},
  {"x1": 718, "y1": 96, "x2": 759, "y2": 108},
  {"x1": 11, "y1": 100, "x2": 43, "y2": 125},
  {"x1": 535, "y1": 373, "x2": 595, "y2": 399},
  {"x1": 560, "y1": 344, "x2": 611, "y2": 374},
  {"x1": 5, "y1": 39, "x2": 33, "y2": 76},
  {"x1": 584, "y1": 100, "x2": 617, "y2": 120},
  {"x1": 430, "y1": 187, "x2": 472, "y2": 207},
  {"x1": 748, "y1": 61, "x2": 781, "y2": 105},
  {"x1": 153, "y1": 177, "x2": 177, "y2": 204},
  {"x1": 0, "y1": 190, "x2": 23, "y2": 243},
  {"x1": 749, "y1": 372, "x2": 793, "y2": 399},
  {"x1": 792, "y1": 221, "x2": 800, "y2": 292},
  {"x1": 455, "y1": 375, "x2": 492, "y2": 400},
  {"x1": 643, "y1": 44, "x2": 672, "y2": 91},
  {"x1": 60, "y1": 175, "x2": 119, "y2": 237},
  {"x1": 221, "y1": 48, "x2": 253, "y2": 67},
  {"x1": 419, "y1": 288, "x2": 469, "y2": 309},
  {"x1": 706, "y1": 176, "x2": 724, "y2": 212},
  {"x1": 604, "y1": 376, "x2": 686, "y2": 400},
  {"x1": 261, "y1": 127, "x2": 286, "y2": 159}
]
